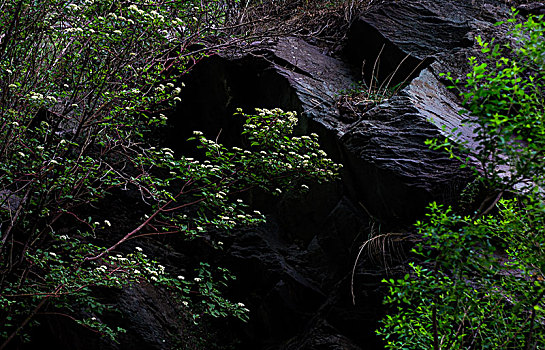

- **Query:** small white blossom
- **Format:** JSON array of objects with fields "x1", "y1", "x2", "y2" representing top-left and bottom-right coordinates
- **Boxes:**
[
  {"x1": 135, "y1": 246, "x2": 143, "y2": 252},
  {"x1": 104, "y1": 220, "x2": 111, "y2": 227},
  {"x1": 194, "y1": 277, "x2": 201, "y2": 282}
]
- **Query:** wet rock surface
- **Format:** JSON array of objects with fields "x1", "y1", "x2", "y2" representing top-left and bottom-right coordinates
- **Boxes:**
[{"x1": 32, "y1": 0, "x2": 517, "y2": 349}]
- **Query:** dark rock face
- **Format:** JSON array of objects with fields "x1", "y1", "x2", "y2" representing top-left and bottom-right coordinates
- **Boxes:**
[
  {"x1": 173, "y1": 35, "x2": 476, "y2": 222},
  {"x1": 517, "y1": 2, "x2": 545, "y2": 16},
  {"x1": 35, "y1": 0, "x2": 515, "y2": 349},
  {"x1": 22, "y1": 285, "x2": 183, "y2": 350},
  {"x1": 160, "y1": 1, "x2": 512, "y2": 348}
]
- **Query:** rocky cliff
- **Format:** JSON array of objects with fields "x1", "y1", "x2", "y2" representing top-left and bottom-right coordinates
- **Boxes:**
[{"x1": 27, "y1": 0, "x2": 530, "y2": 349}]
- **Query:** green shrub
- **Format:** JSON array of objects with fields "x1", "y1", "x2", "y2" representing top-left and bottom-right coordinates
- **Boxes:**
[
  {"x1": 0, "y1": 0, "x2": 340, "y2": 346},
  {"x1": 378, "y1": 11, "x2": 545, "y2": 350}
]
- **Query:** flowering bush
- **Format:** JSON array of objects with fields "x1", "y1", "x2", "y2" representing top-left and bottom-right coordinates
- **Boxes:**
[{"x1": 0, "y1": 0, "x2": 341, "y2": 346}]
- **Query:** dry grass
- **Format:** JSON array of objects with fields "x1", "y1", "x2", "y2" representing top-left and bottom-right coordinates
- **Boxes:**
[
  {"x1": 350, "y1": 232, "x2": 408, "y2": 304},
  {"x1": 223, "y1": 0, "x2": 380, "y2": 50}
]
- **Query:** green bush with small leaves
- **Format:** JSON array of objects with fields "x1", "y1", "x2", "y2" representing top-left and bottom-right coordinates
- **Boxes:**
[{"x1": 378, "y1": 11, "x2": 545, "y2": 350}]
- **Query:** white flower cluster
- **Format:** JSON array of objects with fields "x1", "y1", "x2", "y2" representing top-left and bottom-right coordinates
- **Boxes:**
[
  {"x1": 95, "y1": 265, "x2": 108, "y2": 273},
  {"x1": 162, "y1": 147, "x2": 174, "y2": 158},
  {"x1": 200, "y1": 138, "x2": 221, "y2": 150},
  {"x1": 110, "y1": 254, "x2": 128, "y2": 263},
  {"x1": 65, "y1": 27, "x2": 84, "y2": 34},
  {"x1": 219, "y1": 215, "x2": 236, "y2": 226},
  {"x1": 28, "y1": 91, "x2": 44, "y2": 101},
  {"x1": 236, "y1": 302, "x2": 249, "y2": 312},
  {"x1": 149, "y1": 10, "x2": 165, "y2": 22}
]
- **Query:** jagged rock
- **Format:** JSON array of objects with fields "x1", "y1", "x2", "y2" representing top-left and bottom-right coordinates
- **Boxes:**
[
  {"x1": 339, "y1": 71, "x2": 474, "y2": 221},
  {"x1": 171, "y1": 2, "x2": 513, "y2": 224},
  {"x1": 156, "y1": 1, "x2": 514, "y2": 348},
  {"x1": 517, "y1": 2, "x2": 545, "y2": 16},
  {"x1": 115, "y1": 285, "x2": 184, "y2": 350},
  {"x1": 26, "y1": 284, "x2": 183, "y2": 350},
  {"x1": 220, "y1": 196, "x2": 373, "y2": 349},
  {"x1": 281, "y1": 320, "x2": 363, "y2": 350}
]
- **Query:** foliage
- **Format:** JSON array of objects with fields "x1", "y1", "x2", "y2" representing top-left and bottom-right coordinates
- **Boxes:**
[
  {"x1": 428, "y1": 13, "x2": 545, "y2": 193},
  {"x1": 378, "y1": 200, "x2": 545, "y2": 349},
  {"x1": 0, "y1": 0, "x2": 340, "y2": 347},
  {"x1": 378, "y1": 11, "x2": 545, "y2": 350}
]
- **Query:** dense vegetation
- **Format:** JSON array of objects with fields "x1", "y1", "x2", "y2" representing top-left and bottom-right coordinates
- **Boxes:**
[
  {"x1": 378, "y1": 12, "x2": 545, "y2": 349},
  {"x1": 0, "y1": 0, "x2": 345, "y2": 347}
]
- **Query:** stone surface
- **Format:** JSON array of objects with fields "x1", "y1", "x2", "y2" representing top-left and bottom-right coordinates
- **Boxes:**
[
  {"x1": 158, "y1": 1, "x2": 513, "y2": 348},
  {"x1": 517, "y1": 1, "x2": 545, "y2": 16}
]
